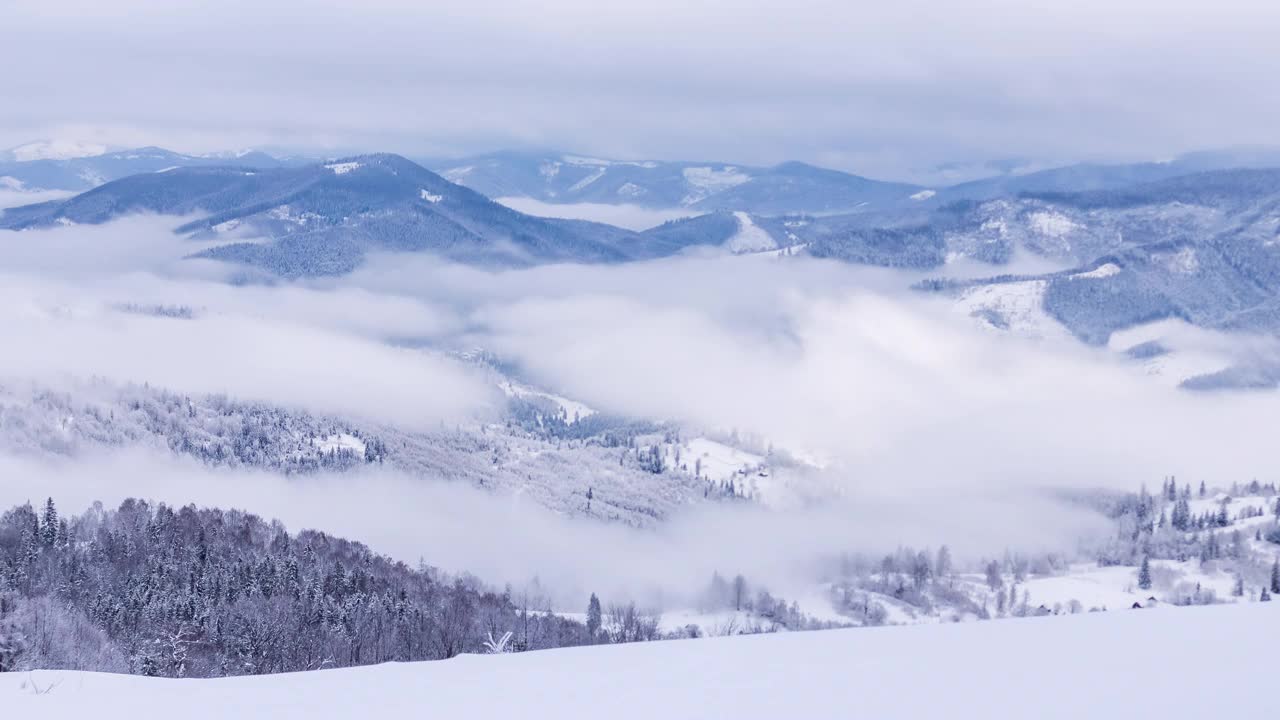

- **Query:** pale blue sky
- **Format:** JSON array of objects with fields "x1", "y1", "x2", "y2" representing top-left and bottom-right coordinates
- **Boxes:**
[{"x1": 3, "y1": 0, "x2": 1278, "y2": 181}]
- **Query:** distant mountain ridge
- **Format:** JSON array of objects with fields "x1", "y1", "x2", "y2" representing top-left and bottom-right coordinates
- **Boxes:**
[
  {"x1": 426, "y1": 147, "x2": 1280, "y2": 217},
  {"x1": 932, "y1": 147, "x2": 1280, "y2": 204},
  {"x1": 8, "y1": 152, "x2": 1280, "y2": 356},
  {"x1": 0, "y1": 138, "x2": 111, "y2": 162},
  {"x1": 0, "y1": 153, "x2": 711, "y2": 276},
  {"x1": 426, "y1": 151, "x2": 926, "y2": 215},
  {"x1": 921, "y1": 169, "x2": 1280, "y2": 350},
  {"x1": 0, "y1": 145, "x2": 297, "y2": 192}
]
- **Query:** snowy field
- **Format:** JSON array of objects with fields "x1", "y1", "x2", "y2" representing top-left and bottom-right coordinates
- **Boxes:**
[{"x1": 4, "y1": 602, "x2": 1275, "y2": 719}]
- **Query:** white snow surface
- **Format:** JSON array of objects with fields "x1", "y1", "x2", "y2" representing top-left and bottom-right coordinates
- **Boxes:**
[
  {"x1": 724, "y1": 212, "x2": 777, "y2": 253},
  {"x1": 1071, "y1": 262, "x2": 1122, "y2": 280},
  {"x1": 567, "y1": 166, "x2": 607, "y2": 192},
  {"x1": 953, "y1": 279, "x2": 1072, "y2": 341},
  {"x1": 498, "y1": 379, "x2": 595, "y2": 420},
  {"x1": 1027, "y1": 210, "x2": 1079, "y2": 238},
  {"x1": 909, "y1": 189, "x2": 936, "y2": 201},
  {"x1": 4, "y1": 602, "x2": 1276, "y2": 718},
  {"x1": 670, "y1": 436, "x2": 764, "y2": 482},
  {"x1": 324, "y1": 162, "x2": 362, "y2": 175},
  {"x1": 309, "y1": 432, "x2": 366, "y2": 455},
  {"x1": 419, "y1": 189, "x2": 443, "y2": 203}
]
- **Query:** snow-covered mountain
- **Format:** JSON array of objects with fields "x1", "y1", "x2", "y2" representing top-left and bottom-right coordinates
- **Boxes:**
[
  {"x1": 0, "y1": 145, "x2": 294, "y2": 193},
  {"x1": 922, "y1": 169, "x2": 1280, "y2": 359},
  {"x1": 932, "y1": 146, "x2": 1280, "y2": 203},
  {"x1": 0, "y1": 139, "x2": 111, "y2": 163},
  {"x1": 9, "y1": 154, "x2": 1280, "y2": 356},
  {"x1": 0, "y1": 154, "x2": 697, "y2": 276},
  {"x1": 427, "y1": 151, "x2": 925, "y2": 215},
  {"x1": 0, "y1": 363, "x2": 778, "y2": 526},
  {"x1": 429, "y1": 147, "x2": 1280, "y2": 219},
  {"x1": 0, "y1": 154, "x2": 845, "y2": 275}
]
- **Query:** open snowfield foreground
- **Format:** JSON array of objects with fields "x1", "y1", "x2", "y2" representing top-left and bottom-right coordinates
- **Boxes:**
[{"x1": 4, "y1": 603, "x2": 1276, "y2": 719}]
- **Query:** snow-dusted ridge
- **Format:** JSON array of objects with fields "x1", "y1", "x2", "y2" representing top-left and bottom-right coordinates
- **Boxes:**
[{"x1": 4, "y1": 139, "x2": 109, "y2": 162}]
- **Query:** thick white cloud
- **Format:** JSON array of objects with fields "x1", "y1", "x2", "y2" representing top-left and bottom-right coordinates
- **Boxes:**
[
  {"x1": 347, "y1": 250, "x2": 1280, "y2": 497},
  {"x1": 0, "y1": 220, "x2": 496, "y2": 428},
  {"x1": 0, "y1": 448, "x2": 1110, "y2": 606},
  {"x1": 2, "y1": 216, "x2": 1278, "y2": 606}
]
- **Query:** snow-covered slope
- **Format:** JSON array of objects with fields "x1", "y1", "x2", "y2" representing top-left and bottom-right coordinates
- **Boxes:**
[
  {"x1": 952, "y1": 278, "x2": 1073, "y2": 341},
  {"x1": 4, "y1": 602, "x2": 1275, "y2": 718},
  {"x1": 724, "y1": 211, "x2": 778, "y2": 253}
]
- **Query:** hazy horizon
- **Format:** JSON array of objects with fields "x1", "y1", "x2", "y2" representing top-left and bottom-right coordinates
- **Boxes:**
[{"x1": 5, "y1": 0, "x2": 1280, "y2": 183}]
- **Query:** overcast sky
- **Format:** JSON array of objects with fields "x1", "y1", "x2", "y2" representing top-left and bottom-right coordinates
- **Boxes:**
[{"x1": 3, "y1": 0, "x2": 1279, "y2": 180}]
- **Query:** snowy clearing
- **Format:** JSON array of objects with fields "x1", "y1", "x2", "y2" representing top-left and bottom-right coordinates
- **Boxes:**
[
  {"x1": 724, "y1": 212, "x2": 777, "y2": 253},
  {"x1": 4, "y1": 602, "x2": 1275, "y2": 718},
  {"x1": 309, "y1": 432, "x2": 367, "y2": 455},
  {"x1": 953, "y1": 279, "x2": 1073, "y2": 341},
  {"x1": 1027, "y1": 210, "x2": 1079, "y2": 237},
  {"x1": 498, "y1": 379, "x2": 595, "y2": 420},
  {"x1": 567, "y1": 167, "x2": 607, "y2": 192},
  {"x1": 1071, "y1": 262, "x2": 1121, "y2": 280},
  {"x1": 666, "y1": 436, "x2": 764, "y2": 482},
  {"x1": 324, "y1": 162, "x2": 362, "y2": 175}
]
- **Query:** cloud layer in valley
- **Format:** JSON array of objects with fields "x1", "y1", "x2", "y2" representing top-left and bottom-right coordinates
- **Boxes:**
[
  {"x1": 0, "y1": 219, "x2": 496, "y2": 429},
  {"x1": 0, "y1": 448, "x2": 1111, "y2": 608},
  {"x1": 3, "y1": 216, "x2": 1280, "y2": 606},
  {"x1": 341, "y1": 250, "x2": 1280, "y2": 497}
]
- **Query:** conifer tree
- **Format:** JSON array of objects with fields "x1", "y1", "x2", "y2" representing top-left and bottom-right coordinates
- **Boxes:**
[
  {"x1": 586, "y1": 593, "x2": 602, "y2": 639},
  {"x1": 41, "y1": 498, "x2": 58, "y2": 547},
  {"x1": 1138, "y1": 555, "x2": 1152, "y2": 591},
  {"x1": 984, "y1": 561, "x2": 1002, "y2": 591}
]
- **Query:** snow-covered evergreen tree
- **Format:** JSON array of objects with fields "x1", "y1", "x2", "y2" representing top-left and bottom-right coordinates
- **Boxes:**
[{"x1": 586, "y1": 593, "x2": 602, "y2": 639}]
